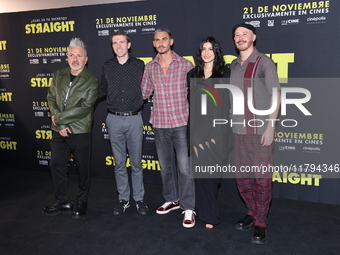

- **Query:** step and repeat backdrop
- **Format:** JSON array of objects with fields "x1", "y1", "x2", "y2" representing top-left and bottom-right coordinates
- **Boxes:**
[{"x1": 1, "y1": 0, "x2": 339, "y2": 204}]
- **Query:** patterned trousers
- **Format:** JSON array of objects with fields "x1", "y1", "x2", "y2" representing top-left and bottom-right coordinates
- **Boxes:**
[{"x1": 233, "y1": 133, "x2": 273, "y2": 228}]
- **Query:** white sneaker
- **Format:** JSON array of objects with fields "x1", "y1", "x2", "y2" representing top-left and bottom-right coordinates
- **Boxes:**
[{"x1": 182, "y1": 210, "x2": 196, "y2": 228}]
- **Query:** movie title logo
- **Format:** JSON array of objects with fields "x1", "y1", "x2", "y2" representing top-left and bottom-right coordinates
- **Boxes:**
[
  {"x1": 273, "y1": 172, "x2": 322, "y2": 186},
  {"x1": 105, "y1": 156, "x2": 161, "y2": 171},
  {"x1": 0, "y1": 92, "x2": 13, "y2": 102},
  {"x1": 0, "y1": 140, "x2": 17, "y2": 150},
  {"x1": 25, "y1": 21, "x2": 75, "y2": 34},
  {"x1": 35, "y1": 130, "x2": 52, "y2": 139},
  {"x1": 31, "y1": 77, "x2": 53, "y2": 87},
  {"x1": 0, "y1": 41, "x2": 7, "y2": 50},
  {"x1": 139, "y1": 53, "x2": 295, "y2": 84}
]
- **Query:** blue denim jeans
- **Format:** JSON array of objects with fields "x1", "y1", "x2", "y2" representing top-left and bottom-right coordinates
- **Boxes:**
[{"x1": 154, "y1": 125, "x2": 195, "y2": 210}]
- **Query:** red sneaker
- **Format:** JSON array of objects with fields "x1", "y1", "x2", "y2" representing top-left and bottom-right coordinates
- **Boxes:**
[
  {"x1": 182, "y1": 210, "x2": 196, "y2": 228},
  {"x1": 156, "y1": 201, "x2": 180, "y2": 214}
]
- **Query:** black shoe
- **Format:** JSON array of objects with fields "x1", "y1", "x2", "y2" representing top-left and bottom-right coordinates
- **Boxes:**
[
  {"x1": 72, "y1": 201, "x2": 87, "y2": 219},
  {"x1": 113, "y1": 200, "x2": 130, "y2": 215},
  {"x1": 43, "y1": 202, "x2": 73, "y2": 216},
  {"x1": 251, "y1": 226, "x2": 267, "y2": 244},
  {"x1": 235, "y1": 214, "x2": 253, "y2": 231},
  {"x1": 136, "y1": 201, "x2": 149, "y2": 215}
]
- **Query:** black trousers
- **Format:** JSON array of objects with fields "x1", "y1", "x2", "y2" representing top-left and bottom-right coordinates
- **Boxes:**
[
  {"x1": 50, "y1": 132, "x2": 92, "y2": 203},
  {"x1": 195, "y1": 178, "x2": 222, "y2": 225}
]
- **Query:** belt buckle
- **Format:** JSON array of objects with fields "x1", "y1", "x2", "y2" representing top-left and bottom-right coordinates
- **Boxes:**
[{"x1": 123, "y1": 112, "x2": 129, "y2": 116}]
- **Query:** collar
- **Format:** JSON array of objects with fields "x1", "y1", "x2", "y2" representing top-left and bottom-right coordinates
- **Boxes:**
[
  {"x1": 113, "y1": 54, "x2": 133, "y2": 65},
  {"x1": 60, "y1": 66, "x2": 89, "y2": 79},
  {"x1": 152, "y1": 51, "x2": 180, "y2": 65},
  {"x1": 232, "y1": 48, "x2": 259, "y2": 68}
]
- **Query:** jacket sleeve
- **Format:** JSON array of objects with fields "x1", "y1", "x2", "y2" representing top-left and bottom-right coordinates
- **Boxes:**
[
  {"x1": 54, "y1": 75, "x2": 99, "y2": 127},
  {"x1": 47, "y1": 70, "x2": 61, "y2": 116}
]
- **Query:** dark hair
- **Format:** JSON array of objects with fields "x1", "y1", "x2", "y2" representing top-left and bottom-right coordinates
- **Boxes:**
[
  {"x1": 193, "y1": 36, "x2": 225, "y2": 78},
  {"x1": 110, "y1": 31, "x2": 130, "y2": 43}
]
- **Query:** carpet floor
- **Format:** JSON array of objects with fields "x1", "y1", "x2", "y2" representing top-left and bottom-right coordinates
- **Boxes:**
[{"x1": 1, "y1": 167, "x2": 339, "y2": 255}]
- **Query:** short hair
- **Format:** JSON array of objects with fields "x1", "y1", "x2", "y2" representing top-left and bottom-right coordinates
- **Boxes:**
[
  {"x1": 154, "y1": 27, "x2": 172, "y2": 38},
  {"x1": 68, "y1": 38, "x2": 87, "y2": 56},
  {"x1": 110, "y1": 31, "x2": 130, "y2": 43}
]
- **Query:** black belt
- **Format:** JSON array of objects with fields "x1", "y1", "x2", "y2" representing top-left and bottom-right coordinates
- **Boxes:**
[{"x1": 109, "y1": 110, "x2": 140, "y2": 116}]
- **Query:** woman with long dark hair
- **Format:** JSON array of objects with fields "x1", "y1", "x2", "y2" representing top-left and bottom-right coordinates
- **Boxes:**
[{"x1": 187, "y1": 36, "x2": 232, "y2": 229}]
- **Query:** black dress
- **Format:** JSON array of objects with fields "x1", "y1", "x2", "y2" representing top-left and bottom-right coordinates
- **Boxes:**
[{"x1": 187, "y1": 66, "x2": 232, "y2": 225}]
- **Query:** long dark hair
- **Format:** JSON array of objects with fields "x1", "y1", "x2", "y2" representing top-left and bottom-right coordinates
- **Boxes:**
[{"x1": 193, "y1": 36, "x2": 225, "y2": 78}]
